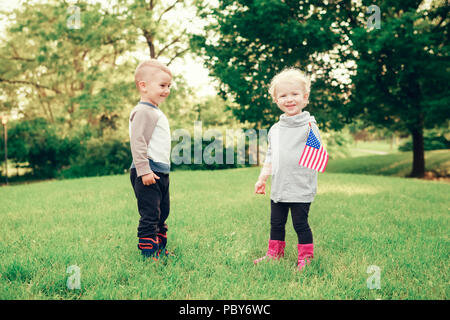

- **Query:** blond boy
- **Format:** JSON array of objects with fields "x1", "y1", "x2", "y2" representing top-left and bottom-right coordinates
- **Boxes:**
[{"x1": 129, "y1": 60, "x2": 172, "y2": 259}]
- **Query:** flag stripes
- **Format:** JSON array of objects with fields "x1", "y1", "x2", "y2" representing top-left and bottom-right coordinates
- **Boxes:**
[{"x1": 298, "y1": 125, "x2": 328, "y2": 173}]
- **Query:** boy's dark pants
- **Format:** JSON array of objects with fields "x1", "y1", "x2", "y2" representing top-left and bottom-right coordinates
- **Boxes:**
[{"x1": 130, "y1": 168, "x2": 169, "y2": 239}]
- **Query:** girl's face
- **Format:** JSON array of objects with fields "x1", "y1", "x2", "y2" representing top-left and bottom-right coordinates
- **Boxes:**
[{"x1": 274, "y1": 81, "x2": 309, "y2": 117}]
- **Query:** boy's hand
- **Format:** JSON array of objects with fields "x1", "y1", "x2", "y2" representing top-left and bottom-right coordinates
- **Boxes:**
[
  {"x1": 141, "y1": 172, "x2": 160, "y2": 186},
  {"x1": 254, "y1": 180, "x2": 266, "y2": 195}
]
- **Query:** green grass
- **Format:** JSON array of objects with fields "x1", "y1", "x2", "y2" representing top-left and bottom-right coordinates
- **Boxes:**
[
  {"x1": 327, "y1": 149, "x2": 450, "y2": 177},
  {"x1": 348, "y1": 140, "x2": 403, "y2": 157},
  {"x1": 0, "y1": 167, "x2": 449, "y2": 299}
]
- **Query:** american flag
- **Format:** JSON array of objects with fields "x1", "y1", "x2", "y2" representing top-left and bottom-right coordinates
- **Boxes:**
[{"x1": 298, "y1": 125, "x2": 328, "y2": 173}]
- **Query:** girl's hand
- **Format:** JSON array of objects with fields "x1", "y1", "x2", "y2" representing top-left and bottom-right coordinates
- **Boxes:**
[{"x1": 254, "y1": 180, "x2": 266, "y2": 195}]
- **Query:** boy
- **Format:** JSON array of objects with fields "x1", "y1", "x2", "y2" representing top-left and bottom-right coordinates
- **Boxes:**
[
  {"x1": 129, "y1": 59, "x2": 172, "y2": 259},
  {"x1": 254, "y1": 68, "x2": 322, "y2": 271}
]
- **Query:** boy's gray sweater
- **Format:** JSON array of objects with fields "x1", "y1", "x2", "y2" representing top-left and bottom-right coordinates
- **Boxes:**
[{"x1": 265, "y1": 111, "x2": 321, "y2": 203}]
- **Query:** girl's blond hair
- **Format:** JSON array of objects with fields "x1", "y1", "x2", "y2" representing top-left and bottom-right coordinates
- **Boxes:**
[{"x1": 268, "y1": 68, "x2": 311, "y2": 100}]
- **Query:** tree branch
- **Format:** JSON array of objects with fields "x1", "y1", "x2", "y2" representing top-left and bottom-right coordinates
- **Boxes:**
[
  {"x1": 167, "y1": 47, "x2": 189, "y2": 66},
  {"x1": 156, "y1": 32, "x2": 186, "y2": 58},
  {"x1": 0, "y1": 55, "x2": 34, "y2": 62},
  {"x1": 0, "y1": 78, "x2": 61, "y2": 94},
  {"x1": 36, "y1": 87, "x2": 55, "y2": 123},
  {"x1": 142, "y1": 29, "x2": 156, "y2": 58},
  {"x1": 156, "y1": 0, "x2": 183, "y2": 24},
  {"x1": 7, "y1": 43, "x2": 34, "y2": 62}
]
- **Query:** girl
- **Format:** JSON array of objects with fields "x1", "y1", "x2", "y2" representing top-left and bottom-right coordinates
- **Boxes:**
[{"x1": 254, "y1": 68, "x2": 323, "y2": 271}]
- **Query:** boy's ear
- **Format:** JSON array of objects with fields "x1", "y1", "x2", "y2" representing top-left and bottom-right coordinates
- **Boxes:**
[{"x1": 137, "y1": 80, "x2": 146, "y2": 91}]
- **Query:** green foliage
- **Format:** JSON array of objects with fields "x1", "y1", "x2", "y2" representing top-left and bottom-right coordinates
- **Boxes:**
[
  {"x1": 347, "y1": 1, "x2": 450, "y2": 176},
  {"x1": 321, "y1": 130, "x2": 352, "y2": 160},
  {"x1": 59, "y1": 137, "x2": 131, "y2": 178},
  {"x1": 193, "y1": 0, "x2": 449, "y2": 177},
  {"x1": 191, "y1": 0, "x2": 349, "y2": 130},
  {"x1": 121, "y1": 0, "x2": 195, "y2": 63},
  {"x1": 0, "y1": 0, "x2": 214, "y2": 180},
  {"x1": 348, "y1": 1, "x2": 450, "y2": 131},
  {"x1": 399, "y1": 131, "x2": 450, "y2": 151},
  {"x1": 194, "y1": 95, "x2": 239, "y2": 127},
  {"x1": 0, "y1": 1, "x2": 137, "y2": 132},
  {"x1": 0, "y1": 119, "x2": 131, "y2": 179},
  {"x1": 0, "y1": 118, "x2": 80, "y2": 178}
]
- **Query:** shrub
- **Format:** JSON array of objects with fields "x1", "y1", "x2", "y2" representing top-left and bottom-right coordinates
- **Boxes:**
[
  {"x1": 59, "y1": 138, "x2": 131, "y2": 178},
  {"x1": 399, "y1": 131, "x2": 450, "y2": 151},
  {"x1": 0, "y1": 118, "x2": 80, "y2": 178}
]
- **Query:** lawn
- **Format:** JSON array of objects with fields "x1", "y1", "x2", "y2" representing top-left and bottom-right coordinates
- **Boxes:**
[
  {"x1": 327, "y1": 149, "x2": 450, "y2": 177},
  {"x1": 0, "y1": 167, "x2": 448, "y2": 299},
  {"x1": 348, "y1": 139, "x2": 403, "y2": 157}
]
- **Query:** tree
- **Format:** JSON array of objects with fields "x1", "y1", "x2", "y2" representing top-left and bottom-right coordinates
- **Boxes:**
[
  {"x1": 0, "y1": 1, "x2": 206, "y2": 179},
  {"x1": 348, "y1": 0, "x2": 450, "y2": 177},
  {"x1": 193, "y1": 0, "x2": 449, "y2": 177},
  {"x1": 0, "y1": 118, "x2": 80, "y2": 178},
  {"x1": 122, "y1": 0, "x2": 198, "y2": 65},
  {"x1": 191, "y1": 0, "x2": 356, "y2": 130},
  {"x1": 0, "y1": 0, "x2": 203, "y2": 134},
  {"x1": 0, "y1": 1, "x2": 137, "y2": 132}
]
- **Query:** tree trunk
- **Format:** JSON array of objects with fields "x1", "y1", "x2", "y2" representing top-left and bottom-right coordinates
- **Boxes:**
[
  {"x1": 409, "y1": 127, "x2": 425, "y2": 178},
  {"x1": 409, "y1": 76, "x2": 425, "y2": 178},
  {"x1": 142, "y1": 29, "x2": 156, "y2": 58}
]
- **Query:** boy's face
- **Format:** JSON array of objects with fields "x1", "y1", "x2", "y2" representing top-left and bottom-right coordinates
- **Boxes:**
[
  {"x1": 274, "y1": 81, "x2": 309, "y2": 117},
  {"x1": 137, "y1": 69, "x2": 172, "y2": 106}
]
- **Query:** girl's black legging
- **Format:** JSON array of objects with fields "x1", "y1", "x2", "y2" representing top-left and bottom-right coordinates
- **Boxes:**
[{"x1": 270, "y1": 201, "x2": 313, "y2": 244}]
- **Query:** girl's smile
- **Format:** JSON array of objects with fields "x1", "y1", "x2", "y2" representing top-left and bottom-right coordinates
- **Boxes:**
[{"x1": 274, "y1": 81, "x2": 309, "y2": 117}]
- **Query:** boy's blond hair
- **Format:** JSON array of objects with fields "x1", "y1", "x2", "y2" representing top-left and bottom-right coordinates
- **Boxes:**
[
  {"x1": 268, "y1": 67, "x2": 311, "y2": 100},
  {"x1": 134, "y1": 59, "x2": 172, "y2": 89}
]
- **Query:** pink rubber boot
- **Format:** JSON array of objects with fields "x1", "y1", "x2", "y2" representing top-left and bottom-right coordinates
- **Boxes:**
[
  {"x1": 254, "y1": 240, "x2": 285, "y2": 265},
  {"x1": 297, "y1": 243, "x2": 314, "y2": 271}
]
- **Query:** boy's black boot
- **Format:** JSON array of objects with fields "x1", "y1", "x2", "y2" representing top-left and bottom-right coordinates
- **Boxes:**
[
  {"x1": 138, "y1": 237, "x2": 159, "y2": 260},
  {"x1": 157, "y1": 232, "x2": 172, "y2": 257}
]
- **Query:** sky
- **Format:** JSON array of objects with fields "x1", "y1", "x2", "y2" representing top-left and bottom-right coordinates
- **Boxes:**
[{"x1": 0, "y1": 0, "x2": 219, "y2": 97}]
